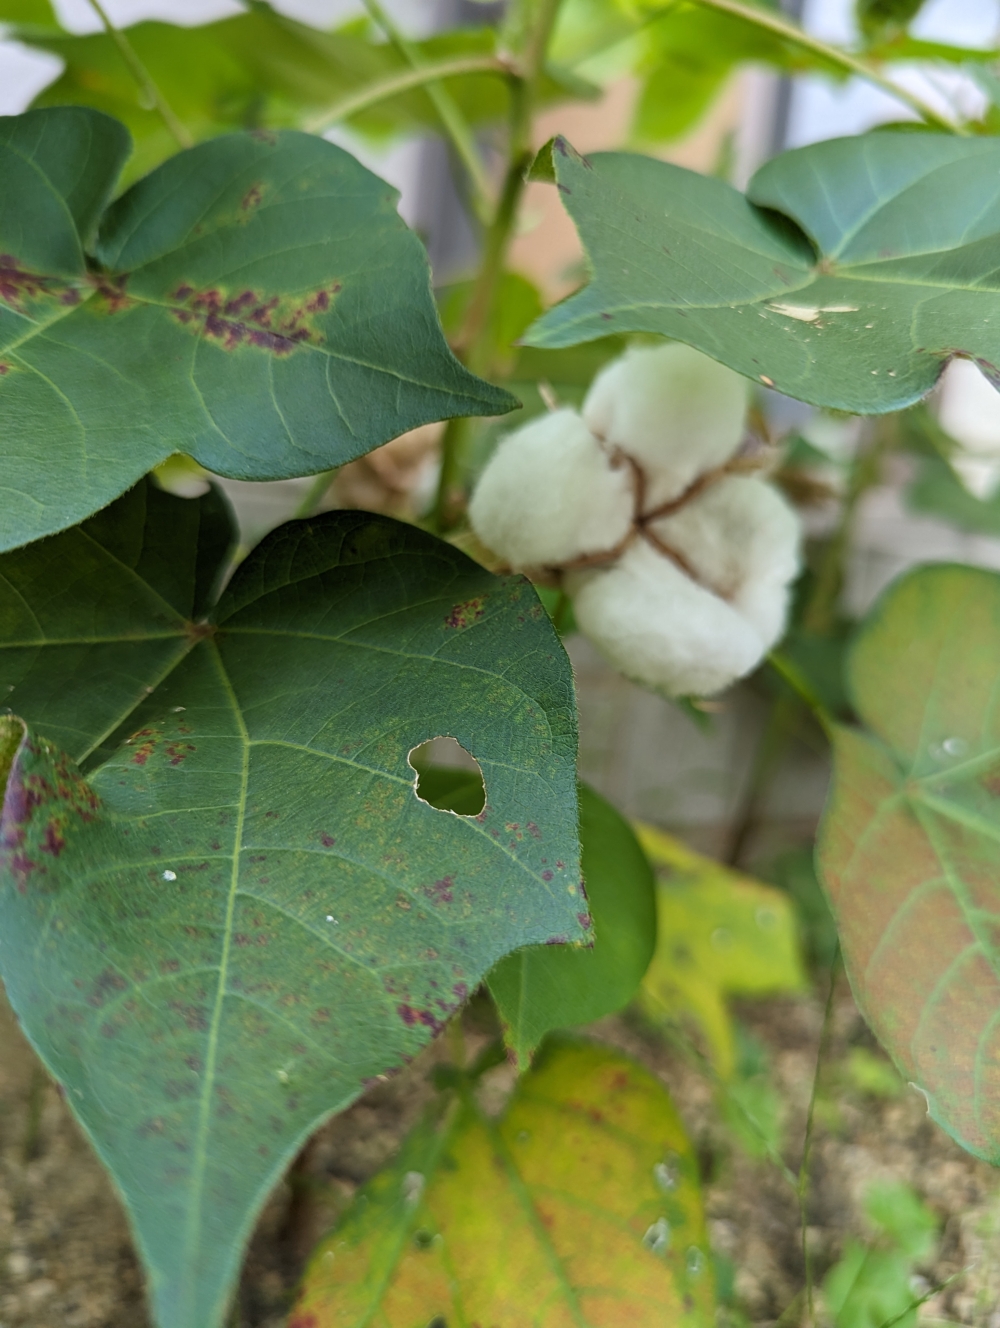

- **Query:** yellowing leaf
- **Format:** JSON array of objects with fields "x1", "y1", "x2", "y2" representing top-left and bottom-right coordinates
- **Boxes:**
[
  {"x1": 292, "y1": 1042, "x2": 715, "y2": 1326},
  {"x1": 636, "y1": 825, "x2": 806, "y2": 1078}
]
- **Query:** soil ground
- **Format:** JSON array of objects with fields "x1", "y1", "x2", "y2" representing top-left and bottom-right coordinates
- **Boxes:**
[{"x1": 2, "y1": 961, "x2": 1000, "y2": 1327}]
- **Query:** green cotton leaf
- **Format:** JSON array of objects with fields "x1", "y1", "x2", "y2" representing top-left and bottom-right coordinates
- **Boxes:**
[
  {"x1": 0, "y1": 484, "x2": 583, "y2": 1328},
  {"x1": 13, "y1": 10, "x2": 581, "y2": 183},
  {"x1": 0, "y1": 106, "x2": 515, "y2": 553},
  {"x1": 487, "y1": 783, "x2": 656, "y2": 1068},
  {"x1": 633, "y1": 4, "x2": 841, "y2": 146},
  {"x1": 524, "y1": 133, "x2": 1000, "y2": 415},
  {"x1": 818, "y1": 563, "x2": 1000, "y2": 1165},
  {"x1": 291, "y1": 1041, "x2": 716, "y2": 1326}
]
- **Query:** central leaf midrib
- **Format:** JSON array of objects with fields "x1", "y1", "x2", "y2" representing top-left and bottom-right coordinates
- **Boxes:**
[
  {"x1": 178, "y1": 637, "x2": 250, "y2": 1313},
  {"x1": 487, "y1": 1115, "x2": 592, "y2": 1328}
]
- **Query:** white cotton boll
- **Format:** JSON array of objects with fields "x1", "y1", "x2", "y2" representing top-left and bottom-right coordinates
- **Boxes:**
[
  {"x1": 582, "y1": 342, "x2": 750, "y2": 506},
  {"x1": 937, "y1": 358, "x2": 1000, "y2": 500},
  {"x1": 649, "y1": 476, "x2": 800, "y2": 648},
  {"x1": 567, "y1": 541, "x2": 766, "y2": 697},
  {"x1": 468, "y1": 408, "x2": 633, "y2": 570}
]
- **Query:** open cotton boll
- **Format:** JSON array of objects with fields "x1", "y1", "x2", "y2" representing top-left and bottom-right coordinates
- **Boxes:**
[
  {"x1": 468, "y1": 408, "x2": 633, "y2": 570},
  {"x1": 649, "y1": 476, "x2": 800, "y2": 648},
  {"x1": 937, "y1": 358, "x2": 1000, "y2": 500},
  {"x1": 567, "y1": 541, "x2": 765, "y2": 697},
  {"x1": 583, "y1": 342, "x2": 750, "y2": 506}
]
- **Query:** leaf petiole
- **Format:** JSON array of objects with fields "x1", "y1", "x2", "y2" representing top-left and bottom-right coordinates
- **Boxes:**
[
  {"x1": 305, "y1": 55, "x2": 510, "y2": 135},
  {"x1": 82, "y1": 0, "x2": 193, "y2": 148},
  {"x1": 688, "y1": 0, "x2": 967, "y2": 134},
  {"x1": 361, "y1": 0, "x2": 494, "y2": 221}
]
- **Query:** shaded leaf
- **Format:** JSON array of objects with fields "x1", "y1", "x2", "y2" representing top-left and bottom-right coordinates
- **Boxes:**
[
  {"x1": 0, "y1": 489, "x2": 583, "y2": 1327},
  {"x1": 633, "y1": 4, "x2": 841, "y2": 146},
  {"x1": 0, "y1": 106, "x2": 514, "y2": 552},
  {"x1": 292, "y1": 1041, "x2": 715, "y2": 1326},
  {"x1": 10, "y1": 8, "x2": 587, "y2": 183},
  {"x1": 487, "y1": 783, "x2": 657, "y2": 1067},
  {"x1": 907, "y1": 450, "x2": 1000, "y2": 536},
  {"x1": 818, "y1": 563, "x2": 1000, "y2": 1164},
  {"x1": 636, "y1": 826, "x2": 805, "y2": 1078},
  {"x1": 524, "y1": 133, "x2": 1000, "y2": 414}
]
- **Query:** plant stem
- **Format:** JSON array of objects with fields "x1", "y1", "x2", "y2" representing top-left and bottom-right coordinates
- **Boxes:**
[
  {"x1": 802, "y1": 420, "x2": 893, "y2": 637},
  {"x1": 799, "y1": 950, "x2": 839, "y2": 1328},
  {"x1": 83, "y1": 0, "x2": 192, "y2": 148},
  {"x1": 293, "y1": 469, "x2": 338, "y2": 520},
  {"x1": 433, "y1": 0, "x2": 565, "y2": 531},
  {"x1": 688, "y1": 0, "x2": 967, "y2": 134},
  {"x1": 361, "y1": 0, "x2": 494, "y2": 220},
  {"x1": 305, "y1": 55, "x2": 508, "y2": 134},
  {"x1": 767, "y1": 651, "x2": 835, "y2": 738}
]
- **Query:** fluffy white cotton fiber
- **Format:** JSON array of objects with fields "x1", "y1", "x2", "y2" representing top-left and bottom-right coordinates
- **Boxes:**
[
  {"x1": 467, "y1": 341, "x2": 800, "y2": 696},
  {"x1": 468, "y1": 407, "x2": 633, "y2": 570},
  {"x1": 583, "y1": 342, "x2": 749, "y2": 506},
  {"x1": 650, "y1": 476, "x2": 800, "y2": 649},
  {"x1": 568, "y1": 543, "x2": 765, "y2": 697},
  {"x1": 937, "y1": 358, "x2": 1000, "y2": 500}
]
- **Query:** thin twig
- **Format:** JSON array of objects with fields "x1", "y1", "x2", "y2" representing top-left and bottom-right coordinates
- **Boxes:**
[
  {"x1": 83, "y1": 0, "x2": 192, "y2": 148},
  {"x1": 361, "y1": 0, "x2": 493, "y2": 220},
  {"x1": 687, "y1": 0, "x2": 966, "y2": 134},
  {"x1": 305, "y1": 55, "x2": 508, "y2": 135},
  {"x1": 292, "y1": 469, "x2": 338, "y2": 520},
  {"x1": 767, "y1": 651, "x2": 836, "y2": 739},
  {"x1": 799, "y1": 949, "x2": 840, "y2": 1328}
]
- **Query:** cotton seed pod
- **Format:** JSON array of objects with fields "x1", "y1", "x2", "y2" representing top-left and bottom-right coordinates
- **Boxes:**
[
  {"x1": 649, "y1": 476, "x2": 800, "y2": 649},
  {"x1": 567, "y1": 541, "x2": 766, "y2": 698},
  {"x1": 583, "y1": 342, "x2": 750, "y2": 506},
  {"x1": 468, "y1": 408, "x2": 633, "y2": 571}
]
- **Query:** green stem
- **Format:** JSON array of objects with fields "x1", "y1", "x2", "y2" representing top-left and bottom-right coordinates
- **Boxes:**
[
  {"x1": 688, "y1": 0, "x2": 966, "y2": 134},
  {"x1": 305, "y1": 55, "x2": 508, "y2": 134},
  {"x1": 432, "y1": 0, "x2": 565, "y2": 532},
  {"x1": 798, "y1": 950, "x2": 839, "y2": 1328},
  {"x1": 802, "y1": 421, "x2": 893, "y2": 637},
  {"x1": 767, "y1": 652, "x2": 835, "y2": 739},
  {"x1": 83, "y1": 0, "x2": 192, "y2": 148},
  {"x1": 361, "y1": 0, "x2": 493, "y2": 221},
  {"x1": 292, "y1": 469, "x2": 338, "y2": 520}
]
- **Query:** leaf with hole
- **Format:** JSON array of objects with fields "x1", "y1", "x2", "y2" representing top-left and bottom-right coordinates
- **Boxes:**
[
  {"x1": 291, "y1": 1041, "x2": 715, "y2": 1327},
  {"x1": 487, "y1": 782, "x2": 657, "y2": 1068},
  {"x1": 524, "y1": 133, "x2": 1000, "y2": 414},
  {"x1": 818, "y1": 563, "x2": 1000, "y2": 1164},
  {"x1": 0, "y1": 484, "x2": 583, "y2": 1327},
  {"x1": 636, "y1": 826, "x2": 805, "y2": 1078},
  {"x1": 0, "y1": 106, "x2": 514, "y2": 552}
]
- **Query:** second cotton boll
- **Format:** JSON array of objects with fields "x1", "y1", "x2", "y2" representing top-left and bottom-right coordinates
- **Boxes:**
[{"x1": 468, "y1": 341, "x2": 801, "y2": 697}]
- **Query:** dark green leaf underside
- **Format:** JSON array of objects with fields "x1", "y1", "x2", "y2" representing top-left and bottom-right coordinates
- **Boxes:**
[{"x1": 0, "y1": 488, "x2": 582, "y2": 1328}]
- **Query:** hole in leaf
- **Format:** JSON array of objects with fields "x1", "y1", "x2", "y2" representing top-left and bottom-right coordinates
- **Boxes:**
[{"x1": 408, "y1": 737, "x2": 485, "y2": 816}]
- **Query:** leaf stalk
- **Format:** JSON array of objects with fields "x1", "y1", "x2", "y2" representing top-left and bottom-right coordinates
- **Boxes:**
[
  {"x1": 305, "y1": 55, "x2": 509, "y2": 134},
  {"x1": 433, "y1": 0, "x2": 566, "y2": 531},
  {"x1": 360, "y1": 0, "x2": 494, "y2": 221},
  {"x1": 83, "y1": 0, "x2": 193, "y2": 148},
  {"x1": 688, "y1": 0, "x2": 967, "y2": 134}
]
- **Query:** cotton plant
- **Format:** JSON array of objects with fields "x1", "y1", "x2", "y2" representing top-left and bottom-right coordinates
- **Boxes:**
[{"x1": 469, "y1": 342, "x2": 801, "y2": 697}]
